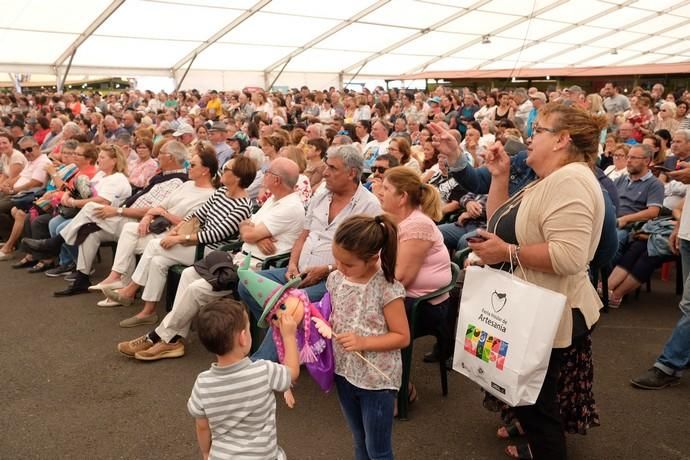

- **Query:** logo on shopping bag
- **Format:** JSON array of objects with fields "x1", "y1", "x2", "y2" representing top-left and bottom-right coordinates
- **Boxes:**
[{"x1": 491, "y1": 290, "x2": 507, "y2": 313}]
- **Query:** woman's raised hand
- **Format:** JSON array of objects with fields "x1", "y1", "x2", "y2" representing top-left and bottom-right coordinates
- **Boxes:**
[
  {"x1": 484, "y1": 141, "x2": 510, "y2": 178},
  {"x1": 428, "y1": 122, "x2": 459, "y2": 164}
]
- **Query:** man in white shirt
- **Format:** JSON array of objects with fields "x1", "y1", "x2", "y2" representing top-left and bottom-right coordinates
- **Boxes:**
[
  {"x1": 362, "y1": 120, "x2": 391, "y2": 173},
  {"x1": 117, "y1": 158, "x2": 306, "y2": 361}
]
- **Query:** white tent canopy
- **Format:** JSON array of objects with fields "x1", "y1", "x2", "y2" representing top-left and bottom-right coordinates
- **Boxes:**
[{"x1": 2, "y1": 0, "x2": 690, "y2": 91}]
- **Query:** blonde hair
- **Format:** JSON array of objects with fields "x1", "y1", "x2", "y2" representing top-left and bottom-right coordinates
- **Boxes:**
[
  {"x1": 539, "y1": 102, "x2": 608, "y2": 168},
  {"x1": 100, "y1": 144, "x2": 128, "y2": 175},
  {"x1": 384, "y1": 166, "x2": 442, "y2": 222}
]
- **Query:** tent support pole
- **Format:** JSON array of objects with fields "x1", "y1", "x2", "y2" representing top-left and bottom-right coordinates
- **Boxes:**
[
  {"x1": 346, "y1": 62, "x2": 367, "y2": 89},
  {"x1": 60, "y1": 51, "x2": 76, "y2": 94},
  {"x1": 267, "y1": 57, "x2": 291, "y2": 91},
  {"x1": 175, "y1": 54, "x2": 197, "y2": 93}
]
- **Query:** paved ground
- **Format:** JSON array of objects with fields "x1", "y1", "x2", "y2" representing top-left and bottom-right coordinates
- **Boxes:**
[{"x1": 1, "y1": 254, "x2": 689, "y2": 460}]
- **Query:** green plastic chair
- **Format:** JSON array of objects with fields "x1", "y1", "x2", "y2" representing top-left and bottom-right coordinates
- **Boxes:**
[{"x1": 397, "y1": 262, "x2": 461, "y2": 420}]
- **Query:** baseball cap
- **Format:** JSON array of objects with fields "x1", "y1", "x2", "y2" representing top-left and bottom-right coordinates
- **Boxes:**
[
  {"x1": 427, "y1": 96, "x2": 441, "y2": 105},
  {"x1": 173, "y1": 123, "x2": 194, "y2": 137}
]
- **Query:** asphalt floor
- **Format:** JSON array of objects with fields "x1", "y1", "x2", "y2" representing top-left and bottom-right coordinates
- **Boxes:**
[{"x1": 1, "y1": 253, "x2": 689, "y2": 460}]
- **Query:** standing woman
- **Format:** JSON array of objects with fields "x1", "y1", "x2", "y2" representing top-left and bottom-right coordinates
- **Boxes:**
[
  {"x1": 491, "y1": 92, "x2": 514, "y2": 123},
  {"x1": 467, "y1": 103, "x2": 605, "y2": 459}
]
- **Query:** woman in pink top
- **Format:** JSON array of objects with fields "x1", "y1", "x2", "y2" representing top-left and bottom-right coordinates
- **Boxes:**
[{"x1": 379, "y1": 166, "x2": 452, "y2": 402}]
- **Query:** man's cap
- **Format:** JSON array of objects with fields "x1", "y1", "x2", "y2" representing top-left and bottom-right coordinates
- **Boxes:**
[{"x1": 173, "y1": 123, "x2": 194, "y2": 137}]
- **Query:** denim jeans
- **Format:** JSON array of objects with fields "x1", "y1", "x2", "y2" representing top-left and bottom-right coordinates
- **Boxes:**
[
  {"x1": 438, "y1": 222, "x2": 479, "y2": 252},
  {"x1": 335, "y1": 375, "x2": 396, "y2": 460},
  {"x1": 48, "y1": 215, "x2": 76, "y2": 266},
  {"x1": 655, "y1": 238, "x2": 690, "y2": 376},
  {"x1": 238, "y1": 267, "x2": 327, "y2": 362},
  {"x1": 613, "y1": 227, "x2": 630, "y2": 266}
]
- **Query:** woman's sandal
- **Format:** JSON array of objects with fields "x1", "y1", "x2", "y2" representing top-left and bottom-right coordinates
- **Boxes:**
[
  {"x1": 497, "y1": 420, "x2": 525, "y2": 439},
  {"x1": 505, "y1": 443, "x2": 533, "y2": 460}
]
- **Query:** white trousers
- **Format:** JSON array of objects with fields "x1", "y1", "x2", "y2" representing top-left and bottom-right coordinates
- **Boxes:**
[
  {"x1": 154, "y1": 266, "x2": 232, "y2": 342},
  {"x1": 109, "y1": 222, "x2": 161, "y2": 279},
  {"x1": 131, "y1": 239, "x2": 196, "y2": 303}
]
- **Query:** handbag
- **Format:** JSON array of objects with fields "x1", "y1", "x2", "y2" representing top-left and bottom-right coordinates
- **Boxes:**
[
  {"x1": 57, "y1": 204, "x2": 80, "y2": 219},
  {"x1": 10, "y1": 191, "x2": 39, "y2": 212},
  {"x1": 193, "y1": 250, "x2": 239, "y2": 292},
  {"x1": 177, "y1": 216, "x2": 200, "y2": 237},
  {"x1": 149, "y1": 215, "x2": 172, "y2": 234},
  {"x1": 452, "y1": 265, "x2": 566, "y2": 406}
]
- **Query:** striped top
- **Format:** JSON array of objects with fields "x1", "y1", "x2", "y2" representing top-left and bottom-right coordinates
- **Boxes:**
[
  {"x1": 188, "y1": 358, "x2": 291, "y2": 460},
  {"x1": 187, "y1": 186, "x2": 252, "y2": 250}
]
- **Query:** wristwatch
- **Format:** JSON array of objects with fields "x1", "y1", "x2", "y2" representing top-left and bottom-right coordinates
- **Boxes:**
[
  {"x1": 185, "y1": 234, "x2": 191, "y2": 242},
  {"x1": 327, "y1": 264, "x2": 334, "y2": 273},
  {"x1": 117, "y1": 207, "x2": 123, "y2": 215}
]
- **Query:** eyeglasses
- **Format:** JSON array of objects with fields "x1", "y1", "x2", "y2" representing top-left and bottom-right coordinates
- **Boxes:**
[
  {"x1": 627, "y1": 155, "x2": 647, "y2": 160},
  {"x1": 371, "y1": 166, "x2": 388, "y2": 173},
  {"x1": 20, "y1": 146, "x2": 35, "y2": 153},
  {"x1": 533, "y1": 125, "x2": 558, "y2": 135}
]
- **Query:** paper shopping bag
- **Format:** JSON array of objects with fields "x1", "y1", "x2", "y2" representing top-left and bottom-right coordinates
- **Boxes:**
[{"x1": 452, "y1": 266, "x2": 566, "y2": 406}]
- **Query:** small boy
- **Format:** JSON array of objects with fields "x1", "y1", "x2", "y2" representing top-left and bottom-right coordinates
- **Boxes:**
[{"x1": 187, "y1": 298, "x2": 299, "y2": 460}]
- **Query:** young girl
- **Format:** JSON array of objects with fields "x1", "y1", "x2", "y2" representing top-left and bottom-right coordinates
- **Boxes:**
[{"x1": 328, "y1": 214, "x2": 410, "y2": 460}]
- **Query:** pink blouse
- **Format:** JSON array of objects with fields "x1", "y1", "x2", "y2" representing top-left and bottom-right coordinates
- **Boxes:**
[
  {"x1": 127, "y1": 157, "x2": 159, "y2": 189},
  {"x1": 398, "y1": 209, "x2": 452, "y2": 303}
]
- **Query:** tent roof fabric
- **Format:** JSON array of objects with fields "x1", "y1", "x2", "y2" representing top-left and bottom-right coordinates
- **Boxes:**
[{"x1": 2, "y1": 0, "x2": 690, "y2": 80}]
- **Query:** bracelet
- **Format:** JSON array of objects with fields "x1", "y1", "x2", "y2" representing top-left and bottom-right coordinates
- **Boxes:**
[{"x1": 510, "y1": 244, "x2": 521, "y2": 266}]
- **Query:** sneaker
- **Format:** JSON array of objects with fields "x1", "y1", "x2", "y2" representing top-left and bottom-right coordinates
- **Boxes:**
[
  {"x1": 117, "y1": 335, "x2": 153, "y2": 358},
  {"x1": 45, "y1": 263, "x2": 76, "y2": 278},
  {"x1": 134, "y1": 340, "x2": 185, "y2": 361},
  {"x1": 630, "y1": 367, "x2": 680, "y2": 390}
]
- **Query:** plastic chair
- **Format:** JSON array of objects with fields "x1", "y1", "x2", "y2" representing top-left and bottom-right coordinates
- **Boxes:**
[
  {"x1": 397, "y1": 262, "x2": 461, "y2": 420},
  {"x1": 258, "y1": 252, "x2": 291, "y2": 270}
]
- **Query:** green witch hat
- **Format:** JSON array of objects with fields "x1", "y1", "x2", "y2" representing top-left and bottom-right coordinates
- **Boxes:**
[{"x1": 237, "y1": 253, "x2": 302, "y2": 328}]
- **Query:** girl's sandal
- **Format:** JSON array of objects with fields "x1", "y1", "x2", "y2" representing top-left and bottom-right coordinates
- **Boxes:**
[
  {"x1": 505, "y1": 444, "x2": 533, "y2": 460},
  {"x1": 497, "y1": 420, "x2": 525, "y2": 439}
]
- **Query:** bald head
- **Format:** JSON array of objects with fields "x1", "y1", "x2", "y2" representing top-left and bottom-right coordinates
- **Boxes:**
[{"x1": 268, "y1": 157, "x2": 299, "y2": 191}]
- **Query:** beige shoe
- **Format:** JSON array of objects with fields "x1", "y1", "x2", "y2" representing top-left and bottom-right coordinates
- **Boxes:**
[
  {"x1": 135, "y1": 340, "x2": 185, "y2": 361},
  {"x1": 117, "y1": 335, "x2": 153, "y2": 357},
  {"x1": 97, "y1": 298, "x2": 123, "y2": 308},
  {"x1": 119, "y1": 314, "x2": 158, "y2": 328},
  {"x1": 89, "y1": 280, "x2": 125, "y2": 292},
  {"x1": 103, "y1": 287, "x2": 134, "y2": 306}
]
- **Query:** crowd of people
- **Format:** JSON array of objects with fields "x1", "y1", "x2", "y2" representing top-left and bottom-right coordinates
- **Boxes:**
[{"x1": 1, "y1": 81, "x2": 689, "y2": 460}]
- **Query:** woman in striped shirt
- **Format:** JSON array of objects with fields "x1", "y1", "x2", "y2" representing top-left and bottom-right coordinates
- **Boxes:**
[{"x1": 105, "y1": 156, "x2": 256, "y2": 328}]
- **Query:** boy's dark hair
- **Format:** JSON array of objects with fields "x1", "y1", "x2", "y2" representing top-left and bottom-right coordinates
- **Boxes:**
[
  {"x1": 197, "y1": 299, "x2": 248, "y2": 356},
  {"x1": 307, "y1": 137, "x2": 329, "y2": 159}
]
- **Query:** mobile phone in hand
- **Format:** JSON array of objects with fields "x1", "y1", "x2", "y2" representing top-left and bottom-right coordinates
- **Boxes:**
[{"x1": 651, "y1": 165, "x2": 673, "y2": 173}]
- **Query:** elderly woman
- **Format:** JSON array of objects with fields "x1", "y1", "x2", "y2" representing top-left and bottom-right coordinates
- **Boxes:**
[
  {"x1": 656, "y1": 102, "x2": 680, "y2": 133},
  {"x1": 92, "y1": 148, "x2": 218, "y2": 313},
  {"x1": 103, "y1": 155, "x2": 256, "y2": 327},
  {"x1": 466, "y1": 102, "x2": 606, "y2": 459},
  {"x1": 128, "y1": 138, "x2": 158, "y2": 191},
  {"x1": 379, "y1": 166, "x2": 452, "y2": 404}
]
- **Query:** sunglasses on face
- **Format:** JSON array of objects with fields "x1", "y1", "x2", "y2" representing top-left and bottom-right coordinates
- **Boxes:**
[
  {"x1": 20, "y1": 146, "x2": 35, "y2": 153},
  {"x1": 371, "y1": 166, "x2": 388, "y2": 173}
]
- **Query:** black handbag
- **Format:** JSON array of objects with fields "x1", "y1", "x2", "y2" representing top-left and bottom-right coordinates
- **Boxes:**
[
  {"x1": 193, "y1": 250, "x2": 239, "y2": 292},
  {"x1": 149, "y1": 215, "x2": 172, "y2": 234},
  {"x1": 57, "y1": 204, "x2": 79, "y2": 219},
  {"x1": 10, "y1": 191, "x2": 38, "y2": 212}
]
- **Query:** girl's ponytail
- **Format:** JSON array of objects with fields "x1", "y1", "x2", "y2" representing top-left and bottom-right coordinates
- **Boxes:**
[{"x1": 374, "y1": 214, "x2": 398, "y2": 283}]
